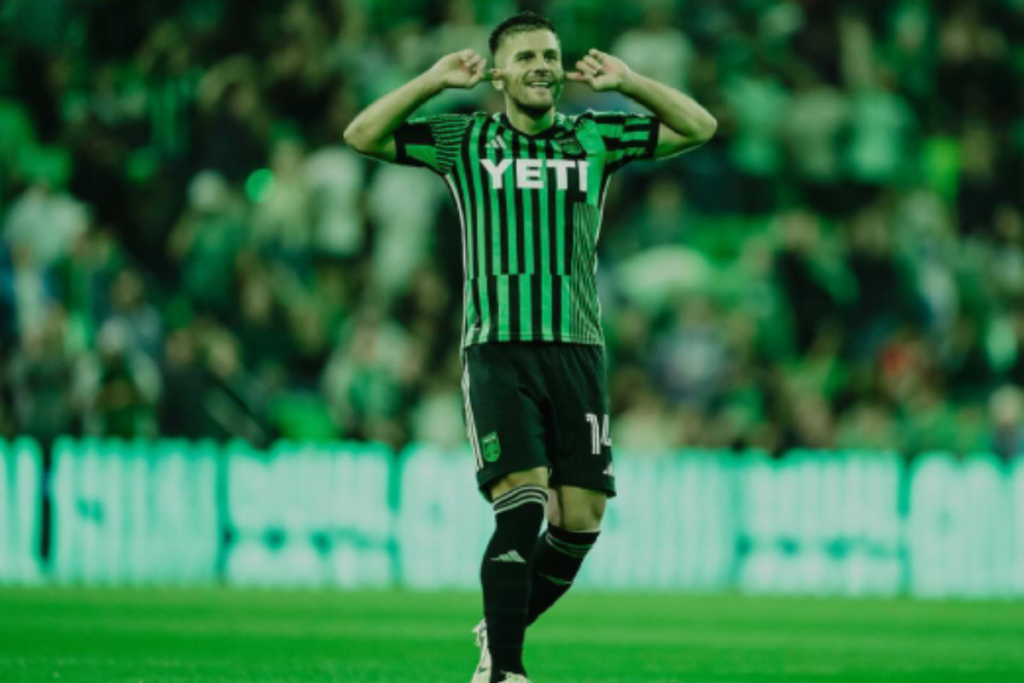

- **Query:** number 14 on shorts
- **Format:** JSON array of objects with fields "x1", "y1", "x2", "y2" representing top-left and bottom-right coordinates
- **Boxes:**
[{"x1": 585, "y1": 413, "x2": 612, "y2": 455}]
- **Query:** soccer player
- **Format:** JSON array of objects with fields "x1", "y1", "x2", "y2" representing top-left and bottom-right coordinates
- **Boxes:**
[{"x1": 344, "y1": 11, "x2": 716, "y2": 683}]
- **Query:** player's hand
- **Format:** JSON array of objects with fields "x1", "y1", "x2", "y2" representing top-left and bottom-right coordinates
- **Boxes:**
[
  {"x1": 429, "y1": 49, "x2": 491, "y2": 90},
  {"x1": 567, "y1": 49, "x2": 632, "y2": 92}
]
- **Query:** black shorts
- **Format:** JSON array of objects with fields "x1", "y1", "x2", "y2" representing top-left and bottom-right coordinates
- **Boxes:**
[{"x1": 461, "y1": 342, "x2": 616, "y2": 500}]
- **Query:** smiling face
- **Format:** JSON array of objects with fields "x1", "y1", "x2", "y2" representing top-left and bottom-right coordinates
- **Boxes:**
[{"x1": 493, "y1": 29, "x2": 564, "y2": 115}]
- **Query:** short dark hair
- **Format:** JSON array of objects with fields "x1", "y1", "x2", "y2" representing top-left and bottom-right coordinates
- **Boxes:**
[{"x1": 489, "y1": 11, "x2": 558, "y2": 56}]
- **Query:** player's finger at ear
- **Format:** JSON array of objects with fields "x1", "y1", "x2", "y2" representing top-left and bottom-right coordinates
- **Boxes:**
[
  {"x1": 571, "y1": 70, "x2": 595, "y2": 86},
  {"x1": 566, "y1": 71, "x2": 586, "y2": 81}
]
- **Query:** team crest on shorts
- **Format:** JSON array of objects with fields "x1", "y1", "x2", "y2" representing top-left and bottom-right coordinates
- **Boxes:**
[{"x1": 482, "y1": 433, "x2": 502, "y2": 462}]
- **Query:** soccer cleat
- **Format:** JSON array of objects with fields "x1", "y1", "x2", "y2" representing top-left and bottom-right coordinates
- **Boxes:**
[{"x1": 470, "y1": 619, "x2": 491, "y2": 683}]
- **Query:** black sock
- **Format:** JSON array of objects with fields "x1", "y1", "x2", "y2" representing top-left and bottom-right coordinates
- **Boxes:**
[
  {"x1": 527, "y1": 524, "x2": 600, "y2": 626},
  {"x1": 481, "y1": 485, "x2": 547, "y2": 681}
]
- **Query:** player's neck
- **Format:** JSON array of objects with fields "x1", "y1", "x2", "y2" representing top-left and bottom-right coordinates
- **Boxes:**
[{"x1": 505, "y1": 106, "x2": 557, "y2": 136}]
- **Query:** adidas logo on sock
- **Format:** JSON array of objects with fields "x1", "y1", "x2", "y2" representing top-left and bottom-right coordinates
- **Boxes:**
[{"x1": 490, "y1": 550, "x2": 526, "y2": 564}]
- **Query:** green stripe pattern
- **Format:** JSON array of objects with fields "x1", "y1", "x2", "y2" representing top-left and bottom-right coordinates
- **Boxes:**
[
  {"x1": 398, "y1": 114, "x2": 471, "y2": 175},
  {"x1": 493, "y1": 485, "x2": 548, "y2": 515},
  {"x1": 545, "y1": 531, "x2": 597, "y2": 559},
  {"x1": 538, "y1": 572, "x2": 574, "y2": 587},
  {"x1": 394, "y1": 110, "x2": 658, "y2": 350}
]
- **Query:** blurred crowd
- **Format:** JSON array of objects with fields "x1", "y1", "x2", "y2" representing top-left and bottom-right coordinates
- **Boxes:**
[{"x1": 2, "y1": 0, "x2": 1024, "y2": 459}]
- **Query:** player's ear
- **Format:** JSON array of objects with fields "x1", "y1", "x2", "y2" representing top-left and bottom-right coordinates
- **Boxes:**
[{"x1": 490, "y1": 68, "x2": 504, "y2": 91}]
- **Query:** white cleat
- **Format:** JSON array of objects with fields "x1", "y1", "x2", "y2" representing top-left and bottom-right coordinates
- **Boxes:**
[
  {"x1": 494, "y1": 674, "x2": 532, "y2": 683},
  {"x1": 470, "y1": 619, "x2": 492, "y2": 683}
]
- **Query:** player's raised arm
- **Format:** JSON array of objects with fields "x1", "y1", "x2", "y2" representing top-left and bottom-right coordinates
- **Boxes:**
[
  {"x1": 342, "y1": 49, "x2": 490, "y2": 162},
  {"x1": 568, "y1": 48, "x2": 717, "y2": 159}
]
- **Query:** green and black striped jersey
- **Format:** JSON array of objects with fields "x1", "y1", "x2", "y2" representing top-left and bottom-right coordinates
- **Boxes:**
[{"x1": 393, "y1": 109, "x2": 659, "y2": 349}]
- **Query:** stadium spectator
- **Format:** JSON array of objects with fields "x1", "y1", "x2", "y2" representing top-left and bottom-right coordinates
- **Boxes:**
[
  {"x1": 77, "y1": 319, "x2": 161, "y2": 438},
  {"x1": 159, "y1": 324, "x2": 210, "y2": 439},
  {"x1": 105, "y1": 269, "x2": 164, "y2": 362},
  {"x1": 6, "y1": 308, "x2": 80, "y2": 446},
  {"x1": 168, "y1": 171, "x2": 247, "y2": 315},
  {"x1": 2, "y1": 176, "x2": 89, "y2": 269}
]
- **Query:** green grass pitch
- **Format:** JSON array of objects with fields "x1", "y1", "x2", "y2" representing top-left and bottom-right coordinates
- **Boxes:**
[{"x1": 1, "y1": 587, "x2": 1022, "y2": 682}]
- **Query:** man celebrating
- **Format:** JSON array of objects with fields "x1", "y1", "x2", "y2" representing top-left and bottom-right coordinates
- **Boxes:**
[{"x1": 344, "y1": 11, "x2": 716, "y2": 683}]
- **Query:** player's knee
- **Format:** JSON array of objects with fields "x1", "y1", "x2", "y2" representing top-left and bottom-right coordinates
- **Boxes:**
[
  {"x1": 558, "y1": 492, "x2": 606, "y2": 531},
  {"x1": 489, "y1": 466, "x2": 549, "y2": 501}
]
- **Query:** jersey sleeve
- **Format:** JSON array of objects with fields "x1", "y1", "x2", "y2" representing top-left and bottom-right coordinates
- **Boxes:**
[
  {"x1": 586, "y1": 110, "x2": 660, "y2": 173},
  {"x1": 392, "y1": 113, "x2": 472, "y2": 176}
]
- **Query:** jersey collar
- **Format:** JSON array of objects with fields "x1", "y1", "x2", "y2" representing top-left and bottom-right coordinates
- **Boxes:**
[{"x1": 494, "y1": 112, "x2": 568, "y2": 139}]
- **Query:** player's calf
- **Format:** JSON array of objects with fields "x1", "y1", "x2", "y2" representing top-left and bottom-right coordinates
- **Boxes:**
[
  {"x1": 481, "y1": 484, "x2": 547, "y2": 682},
  {"x1": 527, "y1": 524, "x2": 600, "y2": 625}
]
